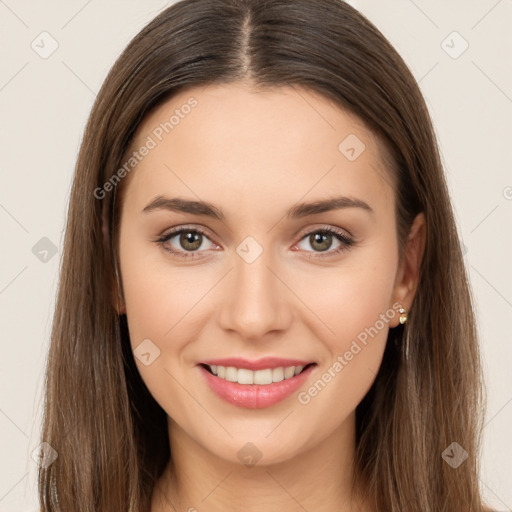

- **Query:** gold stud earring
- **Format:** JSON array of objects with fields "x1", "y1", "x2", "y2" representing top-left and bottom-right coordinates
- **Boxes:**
[{"x1": 399, "y1": 306, "x2": 407, "y2": 325}]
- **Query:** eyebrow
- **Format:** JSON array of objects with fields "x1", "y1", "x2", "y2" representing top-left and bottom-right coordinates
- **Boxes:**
[{"x1": 141, "y1": 195, "x2": 374, "y2": 220}]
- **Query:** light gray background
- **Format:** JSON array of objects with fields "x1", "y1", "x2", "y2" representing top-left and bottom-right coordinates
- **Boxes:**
[{"x1": 0, "y1": 1, "x2": 511, "y2": 510}]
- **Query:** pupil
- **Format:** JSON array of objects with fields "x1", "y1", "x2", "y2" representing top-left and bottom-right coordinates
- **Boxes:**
[
  {"x1": 311, "y1": 232, "x2": 331, "y2": 252},
  {"x1": 181, "y1": 231, "x2": 201, "y2": 250}
]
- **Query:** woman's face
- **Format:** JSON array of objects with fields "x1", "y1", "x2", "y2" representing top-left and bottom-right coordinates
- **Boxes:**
[{"x1": 116, "y1": 82, "x2": 421, "y2": 465}]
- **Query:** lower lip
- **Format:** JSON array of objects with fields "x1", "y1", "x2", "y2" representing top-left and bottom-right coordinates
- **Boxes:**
[{"x1": 198, "y1": 364, "x2": 316, "y2": 409}]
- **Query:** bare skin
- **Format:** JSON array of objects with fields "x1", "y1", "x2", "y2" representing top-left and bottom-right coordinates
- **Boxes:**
[{"x1": 115, "y1": 82, "x2": 426, "y2": 512}]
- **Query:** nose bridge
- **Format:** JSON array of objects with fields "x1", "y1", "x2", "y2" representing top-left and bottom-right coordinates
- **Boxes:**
[{"x1": 217, "y1": 241, "x2": 292, "y2": 340}]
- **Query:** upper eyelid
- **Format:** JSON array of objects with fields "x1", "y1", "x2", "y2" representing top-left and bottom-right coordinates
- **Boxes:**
[
  {"x1": 161, "y1": 225, "x2": 218, "y2": 244},
  {"x1": 160, "y1": 223, "x2": 353, "y2": 240},
  {"x1": 159, "y1": 224, "x2": 354, "y2": 249}
]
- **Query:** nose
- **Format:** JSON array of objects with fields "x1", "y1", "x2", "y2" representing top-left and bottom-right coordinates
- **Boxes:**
[{"x1": 216, "y1": 249, "x2": 294, "y2": 342}]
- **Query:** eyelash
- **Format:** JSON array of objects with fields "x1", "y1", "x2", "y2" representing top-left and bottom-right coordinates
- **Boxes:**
[{"x1": 155, "y1": 225, "x2": 355, "y2": 260}]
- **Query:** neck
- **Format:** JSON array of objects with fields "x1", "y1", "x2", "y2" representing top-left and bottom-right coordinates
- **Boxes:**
[{"x1": 151, "y1": 411, "x2": 372, "y2": 512}]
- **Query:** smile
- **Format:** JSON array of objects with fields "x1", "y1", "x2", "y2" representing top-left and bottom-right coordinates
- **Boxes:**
[
  {"x1": 197, "y1": 361, "x2": 317, "y2": 409},
  {"x1": 202, "y1": 363, "x2": 313, "y2": 385}
]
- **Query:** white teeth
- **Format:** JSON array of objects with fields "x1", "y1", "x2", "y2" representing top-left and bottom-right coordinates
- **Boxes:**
[
  {"x1": 225, "y1": 366, "x2": 238, "y2": 382},
  {"x1": 207, "y1": 364, "x2": 309, "y2": 385},
  {"x1": 254, "y1": 368, "x2": 273, "y2": 385},
  {"x1": 272, "y1": 367, "x2": 284, "y2": 382},
  {"x1": 284, "y1": 366, "x2": 295, "y2": 379},
  {"x1": 237, "y1": 368, "x2": 254, "y2": 385}
]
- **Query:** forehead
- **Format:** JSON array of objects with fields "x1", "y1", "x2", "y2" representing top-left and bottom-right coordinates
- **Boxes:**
[{"x1": 120, "y1": 82, "x2": 394, "y2": 219}]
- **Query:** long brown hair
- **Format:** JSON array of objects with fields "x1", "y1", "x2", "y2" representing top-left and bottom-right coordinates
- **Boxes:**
[{"x1": 38, "y1": 0, "x2": 486, "y2": 510}]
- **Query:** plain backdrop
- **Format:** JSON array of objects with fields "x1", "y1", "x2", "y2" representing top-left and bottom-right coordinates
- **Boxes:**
[{"x1": 0, "y1": 1, "x2": 511, "y2": 510}]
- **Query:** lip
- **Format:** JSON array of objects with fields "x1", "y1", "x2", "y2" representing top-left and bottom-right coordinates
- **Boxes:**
[
  {"x1": 197, "y1": 362, "x2": 317, "y2": 409},
  {"x1": 199, "y1": 357, "x2": 314, "y2": 371}
]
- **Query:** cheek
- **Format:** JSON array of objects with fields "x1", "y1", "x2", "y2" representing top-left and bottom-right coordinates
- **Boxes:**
[
  {"x1": 293, "y1": 234, "x2": 398, "y2": 412},
  {"x1": 119, "y1": 229, "x2": 201, "y2": 342},
  {"x1": 118, "y1": 236, "x2": 202, "y2": 415},
  {"x1": 296, "y1": 237, "x2": 398, "y2": 345},
  {"x1": 295, "y1": 255, "x2": 398, "y2": 426}
]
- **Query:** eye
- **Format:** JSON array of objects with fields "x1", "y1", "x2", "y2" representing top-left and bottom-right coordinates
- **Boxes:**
[
  {"x1": 155, "y1": 225, "x2": 355, "y2": 260},
  {"x1": 295, "y1": 226, "x2": 355, "y2": 258},
  {"x1": 156, "y1": 226, "x2": 218, "y2": 259}
]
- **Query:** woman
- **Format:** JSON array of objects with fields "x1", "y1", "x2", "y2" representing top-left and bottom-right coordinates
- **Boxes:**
[{"x1": 37, "y1": 0, "x2": 488, "y2": 510}]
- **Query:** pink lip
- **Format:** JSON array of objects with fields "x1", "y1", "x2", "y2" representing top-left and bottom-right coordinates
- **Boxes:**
[
  {"x1": 197, "y1": 363, "x2": 317, "y2": 409},
  {"x1": 199, "y1": 357, "x2": 314, "y2": 371}
]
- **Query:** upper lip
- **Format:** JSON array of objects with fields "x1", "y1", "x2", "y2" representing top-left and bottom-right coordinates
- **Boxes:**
[{"x1": 199, "y1": 357, "x2": 315, "y2": 371}]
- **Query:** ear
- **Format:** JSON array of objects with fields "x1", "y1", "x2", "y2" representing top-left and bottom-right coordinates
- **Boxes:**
[
  {"x1": 102, "y1": 203, "x2": 126, "y2": 315},
  {"x1": 389, "y1": 212, "x2": 426, "y2": 327}
]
